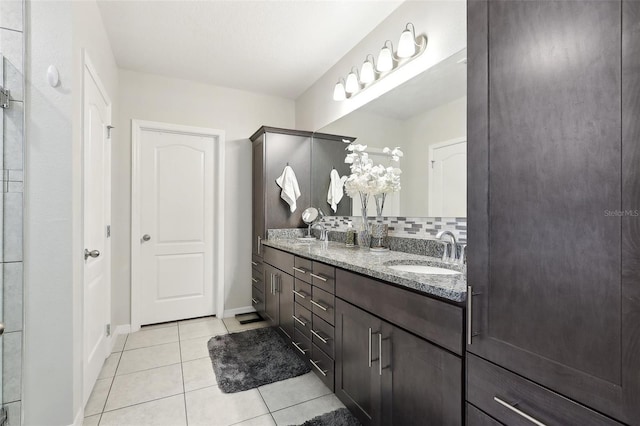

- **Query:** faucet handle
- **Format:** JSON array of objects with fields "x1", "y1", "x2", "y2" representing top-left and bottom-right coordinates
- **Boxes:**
[{"x1": 458, "y1": 244, "x2": 467, "y2": 265}]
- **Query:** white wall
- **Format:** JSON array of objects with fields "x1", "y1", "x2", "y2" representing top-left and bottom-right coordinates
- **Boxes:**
[
  {"x1": 295, "y1": 0, "x2": 466, "y2": 131},
  {"x1": 114, "y1": 70, "x2": 295, "y2": 326},
  {"x1": 403, "y1": 96, "x2": 466, "y2": 214},
  {"x1": 24, "y1": 0, "x2": 118, "y2": 423}
]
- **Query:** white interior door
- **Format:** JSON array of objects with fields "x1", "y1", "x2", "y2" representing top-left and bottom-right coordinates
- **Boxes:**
[
  {"x1": 429, "y1": 139, "x2": 467, "y2": 217},
  {"x1": 137, "y1": 126, "x2": 217, "y2": 326},
  {"x1": 83, "y1": 56, "x2": 112, "y2": 405}
]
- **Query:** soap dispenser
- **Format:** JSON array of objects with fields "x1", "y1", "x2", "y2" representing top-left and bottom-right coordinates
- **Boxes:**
[{"x1": 345, "y1": 221, "x2": 356, "y2": 247}]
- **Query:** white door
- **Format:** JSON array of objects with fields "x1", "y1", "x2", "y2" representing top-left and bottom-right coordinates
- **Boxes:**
[
  {"x1": 136, "y1": 126, "x2": 217, "y2": 325},
  {"x1": 429, "y1": 139, "x2": 467, "y2": 217},
  {"x1": 83, "y1": 56, "x2": 112, "y2": 405}
]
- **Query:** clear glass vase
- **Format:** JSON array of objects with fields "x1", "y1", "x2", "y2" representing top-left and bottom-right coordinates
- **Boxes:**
[
  {"x1": 357, "y1": 192, "x2": 371, "y2": 249},
  {"x1": 371, "y1": 193, "x2": 389, "y2": 251}
]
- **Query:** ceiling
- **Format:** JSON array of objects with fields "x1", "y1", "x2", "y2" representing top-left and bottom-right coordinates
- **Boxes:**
[
  {"x1": 360, "y1": 48, "x2": 467, "y2": 121},
  {"x1": 97, "y1": 0, "x2": 403, "y2": 99}
]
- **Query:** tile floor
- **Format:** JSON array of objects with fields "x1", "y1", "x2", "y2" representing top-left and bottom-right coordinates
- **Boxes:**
[{"x1": 83, "y1": 316, "x2": 345, "y2": 426}]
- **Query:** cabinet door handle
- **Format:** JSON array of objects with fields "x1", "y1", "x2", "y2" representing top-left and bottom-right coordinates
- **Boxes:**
[
  {"x1": 292, "y1": 266, "x2": 307, "y2": 274},
  {"x1": 270, "y1": 274, "x2": 275, "y2": 294},
  {"x1": 251, "y1": 261, "x2": 258, "y2": 266},
  {"x1": 292, "y1": 289, "x2": 307, "y2": 299},
  {"x1": 257, "y1": 236, "x2": 262, "y2": 255},
  {"x1": 368, "y1": 328, "x2": 373, "y2": 368},
  {"x1": 494, "y1": 397, "x2": 547, "y2": 426},
  {"x1": 310, "y1": 359, "x2": 327, "y2": 376},
  {"x1": 467, "y1": 285, "x2": 473, "y2": 345},
  {"x1": 276, "y1": 275, "x2": 280, "y2": 293},
  {"x1": 310, "y1": 299, "x2": 328, "y2": 311},
  {"x1": 251, "y1": 298, "x2": 259, "y2": 305},
  {"x1": 292, "y1": 315, "x2": 307, "y2": 327},
  {"x1": 292, "y1": 342, "x2": 308, "y2": 354},
  {"x1": 310, "y1": 273, "x2": 327, "y2": 282},
  {"x1": 251, "y1": 277, "x2": 258, "y2": 283},
  {"x1": 311, "y1": 329, "x2": 330, "y2": 344},
  {"x1": 378, "y1": 333, "x2": 383, "y2": 376}
]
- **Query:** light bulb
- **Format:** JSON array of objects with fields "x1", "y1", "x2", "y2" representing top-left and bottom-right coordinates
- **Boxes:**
[
  {"x1": 333, "y1": 81, "x2": 346, "y2": 101},
  {"x1": 345, "y1": 71, "x2": 359, "y2": 94},
  {"x1": 377, "y1": 45, "x2": 393, "y2": 72},
  {"x1": 397, "y1": 28, "x2": 416, "y2": 58},
  {"x1": 360, "y1": 59, "x2": 375, "y2": 84}
]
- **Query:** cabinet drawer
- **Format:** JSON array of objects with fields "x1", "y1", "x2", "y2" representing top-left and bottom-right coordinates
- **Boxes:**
[
  {"x1": 311, "y1": 314, "x2": 334, "y2": 359},
  {"x1": 293, "y1": 257, "x2": 312, "y2": 284},
  {"x1": 467, "y1": 403, "x2": 503, "y2": 426},
  {"x1": 293, "y1": 279, "x2": 312, "y2": 311},
  {"x1": 467, "y1": 354, "x2": 623, "y2": 426},
  {"x1": 251, "y1": 254, "x2": 264, "y2": 274},
  {"x1": 336, "y1": 269, "x2": 463, "y2": 355},
  {"x1": 311, "y1": 261, "x2": 335, "y2": 294},
  {"x1": 292, "y1": 329, "x2": 311, "y2": 358},
  {"x1": 251, "y1": 268, "x2": 263, "y2": 291},
  {"x1": 311, "y1": 286, "x2": 335, "y2": 326},
  {"x1": 293, "y1": 303, "x2": 312, "y2": 340},
  {"x1": 311, "y1": 343, "x2": 334, "y2": 392},
  {"x1": 263, "y1": 246, "x2": 294, "y2": 274},
  {"x1": 251, "y1": 286, "x2": 265, "y2": 313}
]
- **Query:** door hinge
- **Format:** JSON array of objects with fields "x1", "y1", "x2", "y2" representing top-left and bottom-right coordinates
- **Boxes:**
[
  {"x1": 106, "y1": 324, "x2": 111, "y2": 336},
  {"x1": 0, "y1": 406, "x2": 8, "y2": 426},
  {"x1": 431, "y1": 160, "x2": 436, "y2": 169},
  {"x1": 106, "y1": 225, "x2": 111, "y2": 238},
  {"x1": 0, "y1": 86, "x2": 10, "y2": 109},
  {"x1": 106, "y1": 125, "x2": 114, "y2": 139}
]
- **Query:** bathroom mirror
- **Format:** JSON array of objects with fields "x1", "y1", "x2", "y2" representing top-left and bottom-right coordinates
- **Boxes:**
[
  {"x1": 318, "y1": 49, "x2": 467, "y2": 218},
  {"x1": 300, "y1": 206, "x2": 322, "y2": 239}
]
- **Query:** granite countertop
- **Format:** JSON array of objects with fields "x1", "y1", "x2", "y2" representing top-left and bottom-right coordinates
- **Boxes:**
[{"x1": 261, "y1": 239, "x2": 467, "y2": 303}]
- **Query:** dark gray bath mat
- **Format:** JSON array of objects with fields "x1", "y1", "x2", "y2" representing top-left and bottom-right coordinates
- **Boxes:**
[
  {"x1": 208, "y1": 327, "x2": 310, "y2": 393},
  {"x1": 294, "y1": 408, "x2": 362, "y2": 426}
]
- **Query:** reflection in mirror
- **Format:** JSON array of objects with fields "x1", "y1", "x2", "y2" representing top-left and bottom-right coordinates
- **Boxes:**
[
  {"x1": 319, "y1": 49, "x2": 467, "y2": 218},
  {"x1": 300, "y1": 206, "x2": 322, "y2": 240}
]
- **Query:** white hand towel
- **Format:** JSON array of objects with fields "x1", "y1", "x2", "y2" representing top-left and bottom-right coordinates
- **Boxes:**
[
  {"x1": 276, "y1": 165, "x2": 301, "y2": 213},
  {"x1": 327, "y1": 169, "x2": 348, "y2": 213}
]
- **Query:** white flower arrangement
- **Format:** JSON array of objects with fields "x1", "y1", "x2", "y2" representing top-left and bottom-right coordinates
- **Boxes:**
[{"x1": 344, "y1": 142, "x2": 402, "y2": 198}]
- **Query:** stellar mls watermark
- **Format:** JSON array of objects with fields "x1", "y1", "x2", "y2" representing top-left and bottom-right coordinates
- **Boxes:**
[{"x1": 604, "y1": 209, "x2": 639, "y2": 217}]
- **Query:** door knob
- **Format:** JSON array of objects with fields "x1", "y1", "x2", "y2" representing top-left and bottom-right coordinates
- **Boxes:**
[
  {"x1": 142, "y1": 234, "x2": 151, "y2": 242},
  {"x1": 84, "y1": 249, "x2": 100, "y2": 260},
  {"x1": 0, "y1": 322, "x2": 4, "y2": 336}
]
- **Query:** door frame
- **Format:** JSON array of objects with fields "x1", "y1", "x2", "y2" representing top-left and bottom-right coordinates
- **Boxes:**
[
  {"x1": 130, "y1": 119, "x2": 225, "y2": 332},
  {"x1": 427, "y1": 137, "x2": 466, "y2": 217},
  {"x1": 82, "y1": 50, "x2": 112, "y2": 404}
]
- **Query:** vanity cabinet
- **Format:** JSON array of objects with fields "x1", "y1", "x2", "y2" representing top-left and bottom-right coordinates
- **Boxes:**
[
  {"x1": 467, "y1": 0, "x2": 640, "y2": 424},
  {"x1": 263, "y1": 247, "x2": 295, "y2": 339}
]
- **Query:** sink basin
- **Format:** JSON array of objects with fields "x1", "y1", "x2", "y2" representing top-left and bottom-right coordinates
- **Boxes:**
[{"x1": 387, "y1": 264, "x2": 460, "y2": 275}]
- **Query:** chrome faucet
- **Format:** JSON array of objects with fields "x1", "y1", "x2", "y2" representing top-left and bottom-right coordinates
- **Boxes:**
[
  {"x1": 312, "y1": 222, "x2": 328, "y2": 241},
  {"x1": 436, "y1": 230, "x2": 458, "y2": 263}
]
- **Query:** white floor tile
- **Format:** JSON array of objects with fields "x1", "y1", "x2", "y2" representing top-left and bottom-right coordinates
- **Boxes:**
[
  {"x1": 125, "y1": 326, "x2": 179, "y2": 351},
  {"x1": 270, "y1": 394, "x2": 345, "y2": 426},
  {"x1": 104, "y1": 364, "x2": 183, "y2": 411},
  {"x1": 223, "y1": 316, "x2": 269, "y2": 334},
  {"x1": 185, "y1": 385, "x2": 269, "y2": 426},
  {"x1": 180, "y1": 335, "x2": 213, "y2": 362},
  {"x1": 83, "y1": 414, "x2": 100, "y2": 426},
  {"x1": 99, "y1": 394, "x2": 187, "y2": 426},
  {"x1": 179, "y1": 317, "x2": 227, "y2": 340},
  {"x1": 258, "y1": 372, "x2": 332, "y2": 412},
  {"x1": 117, "y1": 342, "x2": 181, "y2": 376},
  {"x1": 231, "y1": 414, "x2": 277, "y2": 426},
  {"x1": 85, "y1": 378, "x2": 112, "y2": 416},
  {"x1": 183, "y1": 357, "x2": 217, "y2": 392},
  {"x1": 98, "y1": 352, "x2": 121, "y2": 379},
  {"x1": 112, "y1": 334, "x2": 127, "y2": 353}
]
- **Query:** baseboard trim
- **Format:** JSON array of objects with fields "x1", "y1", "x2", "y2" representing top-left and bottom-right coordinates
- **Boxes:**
[
  {"x1": 222, "y1": 306, "x2": 256, "y2": 318},
  {"x1": 70, "y1": 407, "x2": 83, "y2": 426}
]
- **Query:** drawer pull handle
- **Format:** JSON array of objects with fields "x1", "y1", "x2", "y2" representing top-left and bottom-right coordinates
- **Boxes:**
[
  {"x1": 368, "y1": 328, "x2": 373, "y2": 368},
  {"x1": 292, "y1": 267, "x2": 307, "y2": 274},
  {"x1": 467, "y1": 285, "x2": 473, "y2": 345},
  {"x1": 251, "y1": 298, "x2": 259, "y2": 305},
  {"x1": 251, "y1": 278, "x2": 258, "y2": 283},
  {"x1": 494, "y1": 397, "x2": 547, "y2": 426},
  {"x1": 311, "y1": 329, "x2": 330, "y2": 344},
  {"x1": 292, "y1": 342, "x2": 308, "y2": 354},
  {"x1": 251, "y1": 261, "x2": 258, "y2": 266},
  {"x1": 310, "y1": 299, "x2": 329, "y2": 311},
  {"x1": 292, "y1": 289, "x2": 307, "y2": 299},
  {"x1": 292, "y1": 315, "x2": 307, "y2": 327},
  {"x1": 310, "y1": 359, "x2": 327, "y2": 376},
  {"x1": 310, "y1": 273, "x2": 328, "y2": 282},
  {"x1": 378, "y1": 333, "x2": 383, "y2": 376}
]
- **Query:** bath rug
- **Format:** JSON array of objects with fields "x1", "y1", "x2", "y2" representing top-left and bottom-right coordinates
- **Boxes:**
[{"x1": 293, "y1": 408, "x2": 362, "y2": 426}]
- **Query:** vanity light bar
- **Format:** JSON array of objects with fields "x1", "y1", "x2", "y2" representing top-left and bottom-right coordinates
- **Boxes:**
[{"x1": 332, "y1": 22, "x2": 428, "y2": 101}]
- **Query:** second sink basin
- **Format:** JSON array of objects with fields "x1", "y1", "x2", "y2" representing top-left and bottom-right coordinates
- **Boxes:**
[{"x1": 386, "y1": 264, "x2": 460, "y2": 275}]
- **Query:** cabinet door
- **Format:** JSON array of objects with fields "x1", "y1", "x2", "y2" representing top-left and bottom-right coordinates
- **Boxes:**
[
  {"x1": 264, "y1": 132, "x2": 311, "y2": 229},
  {"x1": 311, "y1": 135, "x2": 352, "y2": 216},
  {"x1": 335, "y1": 299, "x2": 382, "y2": 426},
  {"x1": 381, "y1": 323, "x2": 462, "y2": 426},
  {"x1": 252, "y1": 135, "x2": 265, "y2": 256},
  {"x1": 263, "y1": 265, "x2": 279, "y2": 327},
  {"x1": 467, "y1": 0, "x2": 640, "y2": 422},
  {"x1": 278, "y1": 272, "x2": 294, "y2": 339}
]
